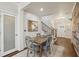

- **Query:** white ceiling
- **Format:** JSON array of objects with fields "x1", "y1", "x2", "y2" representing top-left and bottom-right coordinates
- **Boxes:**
[
  {"x1": 23, "y1": 2, "x2": 75, "y2": 17},
  {"x1": 12, "y1": 2, "x2": 30, "y2": 9}
]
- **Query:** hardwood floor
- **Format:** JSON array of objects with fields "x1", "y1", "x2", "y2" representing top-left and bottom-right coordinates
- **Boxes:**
[{"x1": 55, "y1": 37, "x2": 77, "y2": 57}]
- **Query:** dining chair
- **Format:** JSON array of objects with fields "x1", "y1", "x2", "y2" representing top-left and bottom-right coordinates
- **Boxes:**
[
  {"x1": 25, "y1": 36, "x2": 38, "y2": 57},
  {"x1": 43, "y1": 36, "x2": 52, "y2": 56},
  {"x1": 50, "y1": 37, "x2": 54, "y2": 54}
]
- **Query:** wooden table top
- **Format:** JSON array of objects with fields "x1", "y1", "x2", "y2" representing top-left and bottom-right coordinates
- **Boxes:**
[{"x1": 33, "y1": 37, "x2": 47, "y2": 45}]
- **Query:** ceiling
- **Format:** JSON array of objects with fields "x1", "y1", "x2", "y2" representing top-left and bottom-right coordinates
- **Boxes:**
[
  {"x1": 23, "y1": 2, "x2": 75, "y2": 17},
  {"x1": 12, "y1": 2, "x2": 30, "y2": 9}
]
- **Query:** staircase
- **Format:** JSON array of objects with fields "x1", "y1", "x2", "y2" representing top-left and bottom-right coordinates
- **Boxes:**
[
  {"x1": 41, "y1": 21, "x2": 54, "y2": 35},
  {"x1": 41, "y1": 21, "x2": 57, "y2": 42}
]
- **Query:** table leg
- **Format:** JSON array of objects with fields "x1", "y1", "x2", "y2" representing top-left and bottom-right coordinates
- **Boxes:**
[{"x1": 39, "y1": 45, "x2": 42, "y2": 57}]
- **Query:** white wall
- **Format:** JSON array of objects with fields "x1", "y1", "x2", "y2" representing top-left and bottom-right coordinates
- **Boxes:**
[
  {"x1": 0, "y1": 12, "x2": 1, "y2": 50},
  {"x1": 24, "y1": 12, "x2": 42, "y2": 37},
  {"x1": 15, "y1": 3, "x2": 31, "y2": 51},
  {"x1": 54, "y1": 16, "x2": 72, "y2": 38}
]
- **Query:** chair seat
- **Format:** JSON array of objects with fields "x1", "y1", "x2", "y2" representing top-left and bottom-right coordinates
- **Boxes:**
[{"x1": 33, "y1": 42, "x2": 38, "y2": 46}]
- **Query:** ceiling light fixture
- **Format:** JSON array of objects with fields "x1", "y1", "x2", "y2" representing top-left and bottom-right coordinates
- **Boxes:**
[{"x1": 40, "y1": 8, "x2": 43, "y2": 11}]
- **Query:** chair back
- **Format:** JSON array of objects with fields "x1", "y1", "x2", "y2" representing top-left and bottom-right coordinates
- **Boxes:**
[
  {"x1": 25, "y1": 36, "x2": 37, "y2": 57},
  {"x1": 25, "y1": 36, "x2": 33, "y2": 48},
  {"x1": 45, "y1": 36, "x2": 52, "y2": 47},
  {"x1": 48, "y1": 36, "x2": 52, "y2": 44}
]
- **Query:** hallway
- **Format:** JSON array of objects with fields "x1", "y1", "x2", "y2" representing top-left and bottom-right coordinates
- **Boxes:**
[{"x1": 55, "y1": 37, "x2": 77, "y2": 57}]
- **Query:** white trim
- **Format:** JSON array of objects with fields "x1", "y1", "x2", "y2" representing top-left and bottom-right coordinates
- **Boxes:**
[
  {"x1": 19, "y1": 2, "x2": 31, "y2": 9},
  {"x1": 1, "y1": 12, "x2": 4, "y2": 56},
  {"x1": 1, "y1": 12, "x2": 16, "y2": 17}
]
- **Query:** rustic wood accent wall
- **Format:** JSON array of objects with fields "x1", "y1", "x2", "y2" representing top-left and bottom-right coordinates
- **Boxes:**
[{"x1": 72, "y1": 2, "x2": 79, "y2": 32}]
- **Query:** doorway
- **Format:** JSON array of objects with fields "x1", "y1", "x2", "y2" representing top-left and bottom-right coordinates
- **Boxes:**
[{"x1": 57, "y1": 24, "x2": 65, "y2": 37}]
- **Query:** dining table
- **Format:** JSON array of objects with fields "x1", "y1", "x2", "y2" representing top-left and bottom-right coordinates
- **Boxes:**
[{"x1": 33, "y1": 36, "x2": 48, "y2": 57}]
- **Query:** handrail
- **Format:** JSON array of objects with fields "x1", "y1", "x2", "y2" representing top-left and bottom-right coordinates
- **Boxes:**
[
  {"x1": 41, "y1": 21, "x2": 57, "y2": 37},
  {"x1": 41, "y1": 21, "x2": 54, "y2": 31}
]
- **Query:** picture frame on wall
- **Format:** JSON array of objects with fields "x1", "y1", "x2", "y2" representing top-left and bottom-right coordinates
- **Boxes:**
[{"x1": 28, "y1": 20, "x2": 38, "y2": 32}]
